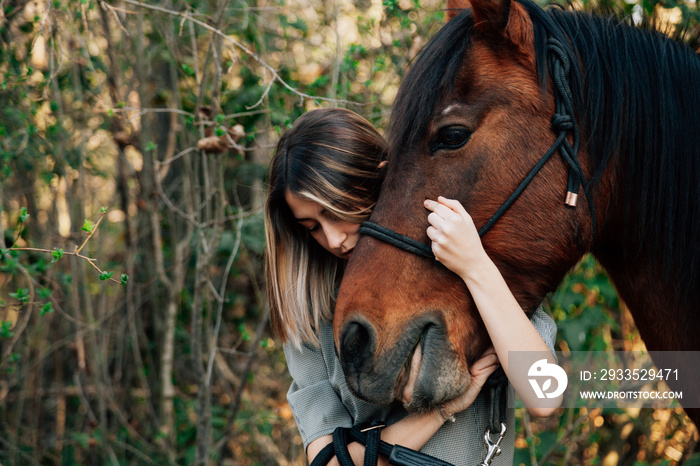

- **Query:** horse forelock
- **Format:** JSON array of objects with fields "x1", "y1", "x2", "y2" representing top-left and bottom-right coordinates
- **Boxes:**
[{"x1": 388, "y1": 10, "x2": 474, "y2": 160}]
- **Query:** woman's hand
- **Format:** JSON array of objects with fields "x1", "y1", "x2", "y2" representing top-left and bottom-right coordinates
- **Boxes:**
[
  {"x1": 399, "y1": 347, "x2": 500, "y2": 420},
  {"x1": 424, "y1": 196, "x2": 487, "y2": 280},
  {"x1": 440, "y1": 347, "x2": 500, "y2": 417}
]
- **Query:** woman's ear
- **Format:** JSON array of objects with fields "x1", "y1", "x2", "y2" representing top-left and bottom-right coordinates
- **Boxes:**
[{"x1": 377, "y1": 161, "x2": 388, "y2": 170}]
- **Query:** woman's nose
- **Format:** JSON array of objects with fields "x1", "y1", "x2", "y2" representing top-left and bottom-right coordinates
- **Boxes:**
[{"x1": 326, "y1": 226, "x2": 347, "y2": 250}]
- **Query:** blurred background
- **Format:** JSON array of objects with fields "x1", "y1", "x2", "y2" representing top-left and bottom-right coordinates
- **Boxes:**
[{"x1": 0, "y1": 0, "x2": 698, "y2": 464}]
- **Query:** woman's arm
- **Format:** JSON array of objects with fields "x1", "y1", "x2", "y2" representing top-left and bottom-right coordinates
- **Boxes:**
[
  {"x1": 425, "y1": 197, "x2": 561, "y2": 417},
  {"x1": 307, "y1": 349, "x2": 500, "y2": 465}
]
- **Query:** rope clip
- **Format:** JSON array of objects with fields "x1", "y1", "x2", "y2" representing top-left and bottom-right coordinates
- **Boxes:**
[{"x1": 479, "y1": 423, "x2": 507, "y2": 466}]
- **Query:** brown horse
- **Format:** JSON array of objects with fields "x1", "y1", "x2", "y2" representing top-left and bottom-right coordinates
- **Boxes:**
[{"x1": 333, "y1": 0, "x2": 700, "y2": 425}]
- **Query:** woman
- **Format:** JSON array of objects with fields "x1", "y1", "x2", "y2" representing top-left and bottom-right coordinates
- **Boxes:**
[{"x1": 265, "y1": 108, "x2": 559, "y2": 465}]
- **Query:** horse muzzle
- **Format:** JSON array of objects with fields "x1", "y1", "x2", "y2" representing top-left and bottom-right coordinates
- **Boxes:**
[{"x1": 338, "y1": 313, "x2": 470, "y2": 410}]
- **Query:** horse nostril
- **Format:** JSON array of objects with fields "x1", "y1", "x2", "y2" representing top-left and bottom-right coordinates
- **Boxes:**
[{"x1": 341, "y1": 320, "x2": 375, "y2": 373}]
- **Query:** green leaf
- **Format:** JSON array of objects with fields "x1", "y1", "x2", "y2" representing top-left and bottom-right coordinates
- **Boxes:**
[
  {"x1": 9, "y1": 288, "x2": 29, "y2": 303},
  {"x1": 72, "y1": 432, "x2": 90, "y2": 449},
  {"x1": 181, "y1": 63, "x2": 195, "y2": 77},
  {"x1": 257, "y1": 420, "x2": 273, "y2": 436},
  {"x1": 99, "y1": 271, "x2": 114, "y2": 281},
  {"x1": 19, "y1": 207, "x2": 29, "y2": 223},
  {"x1": 100, "y1": 207, "x2": 107, "y2": 214},
  {"x1": 40, "y1": 302, "x2": 54, "y2": 316},
  {"x1": 81, "y1": 219, "x2": 93, "y2": 232},
  {"x1": 238, "y1": 323, "x2": 251, "y2": 341},
  {"x1": 37, "y1": 287, "x2": 52, "y2": 300},
  {"x1": 0, "y1": 321, "x2": 14, "y2": 338},
  {"x1": 120, "y1": 273, "x2": 129, "y2": 285},
  {"x1": 51, "y1": 248, "x2": 64, "y2": 263}
]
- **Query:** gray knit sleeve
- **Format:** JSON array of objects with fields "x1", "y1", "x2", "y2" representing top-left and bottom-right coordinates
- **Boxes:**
[
  {"x1": 530, "y1": 305, "x2": 557, "y2": 354},
  {"x1": 283, "y1": 340, "x2": 353, "y2": 450}
]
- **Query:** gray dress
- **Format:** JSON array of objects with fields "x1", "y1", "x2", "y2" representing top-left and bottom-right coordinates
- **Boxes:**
[{"x1": 284, "y1": 307, "x2": 557, "y2": 465}]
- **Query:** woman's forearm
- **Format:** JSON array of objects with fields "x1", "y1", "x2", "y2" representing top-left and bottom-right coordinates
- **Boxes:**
[{"x1": 460, "y1": 256, "x2": 561, "y2": 416}]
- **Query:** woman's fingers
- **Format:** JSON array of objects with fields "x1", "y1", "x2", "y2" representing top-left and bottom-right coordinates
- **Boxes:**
[
  {"x1": 441, "y1": 358, "x2": 501, "y2": 414},
  {"x1": 472, "y1": 363, "x2": 500, "y2": 387},
  {"x1": 470, "y1": 347, "x2": 499, "y2": 373},
  {"x1": 424, "y1": 199, "x2": 460, "y2": 220},
  {"x1": 426, "y1": 226, "x2": 438, "y2": 241},
  {"x1": 472, "y1": 353, "x2": 500, "y2": 372},
  {"x1": 437, "y1": 196, "x2": 469, "y2": 217},
  {"x1": 427, "y1": 211, "x2": 445, "y2": 229}
]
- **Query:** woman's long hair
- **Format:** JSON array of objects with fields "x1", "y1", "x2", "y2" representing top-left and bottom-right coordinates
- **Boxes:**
[{"x1": 265, "y1": 108, "x2": 387, "y2": 348}]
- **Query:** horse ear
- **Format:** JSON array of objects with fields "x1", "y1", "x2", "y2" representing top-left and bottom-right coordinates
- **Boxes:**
[
  {"x1": 448, "y1": 0, "x2": 531, "y2": 49},
  {"x1": 469, "y1": 0, "x2": 512, "y2": 35}
]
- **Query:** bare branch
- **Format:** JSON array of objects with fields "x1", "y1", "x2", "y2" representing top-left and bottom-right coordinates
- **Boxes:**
[{"x1": 101, "y1": 0, "x2": 363, "y2": 106}]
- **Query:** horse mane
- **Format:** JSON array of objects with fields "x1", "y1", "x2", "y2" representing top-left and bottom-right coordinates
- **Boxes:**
[
  {"x1": 390, "y1": 0, "x2": 700, "y2": 285},
  {"x1": 522, "y1": 0, "x2": 700, "y2": 283}
]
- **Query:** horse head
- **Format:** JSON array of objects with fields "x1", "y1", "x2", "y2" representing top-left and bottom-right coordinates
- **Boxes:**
[{"x1": 333, "y1": 0, "x2": 601, "y2": 410}]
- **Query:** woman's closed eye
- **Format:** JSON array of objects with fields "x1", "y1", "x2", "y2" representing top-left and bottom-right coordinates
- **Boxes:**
[{"x1": 298, "y1": 220, "x2": 320, "y2": 233}]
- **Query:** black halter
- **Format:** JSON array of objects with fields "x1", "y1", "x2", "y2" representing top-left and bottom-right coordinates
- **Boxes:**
[{"x1": 361, "y1": 37, "x2": 595, "y2": 259}]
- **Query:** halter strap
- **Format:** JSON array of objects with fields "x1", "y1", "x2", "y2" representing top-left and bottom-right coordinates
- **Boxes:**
[
  {"x1": 359, "y1": 222, "x2": 434, "y2": 259},
  {"x1": 361, "y1": 37, "x2": 596, "y2": 259}
]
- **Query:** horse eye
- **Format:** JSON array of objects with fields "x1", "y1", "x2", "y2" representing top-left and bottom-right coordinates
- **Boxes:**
[{"x1": 429, "y1": 126, "x2": 472, "y2": 154}]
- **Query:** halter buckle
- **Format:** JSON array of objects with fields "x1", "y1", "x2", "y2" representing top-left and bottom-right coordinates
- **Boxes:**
[{"x1": 479, "y1": 423, "x2": 507, "y2": 466}]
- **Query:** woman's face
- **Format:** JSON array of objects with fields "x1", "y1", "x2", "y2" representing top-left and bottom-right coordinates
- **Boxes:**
[{"x1": 285, "y1": 191, "x2": 360, "y2": 260}]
